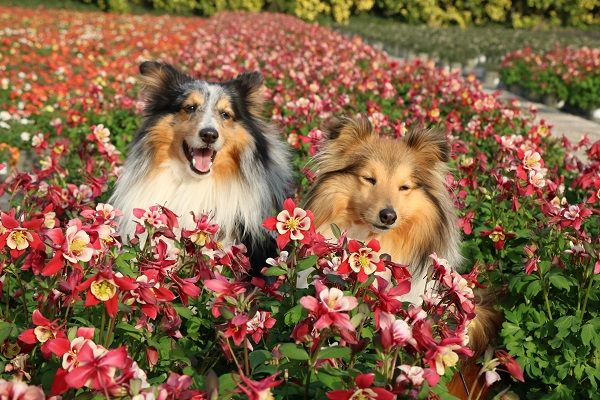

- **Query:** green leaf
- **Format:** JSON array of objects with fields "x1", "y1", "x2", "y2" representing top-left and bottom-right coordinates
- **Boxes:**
[
  {"x1": 0, "y1": 321, "x2": 17, "y2": 343},
  {"x1": 549, "y1": 273, "x2": 572, "y2": 292},
  {"x1": 173, "y1": 304, "x2": 194, "y2": 319},
  {"x1": 249, "y1": 350, "x2": 272, "y2": 369},
  {"x1": 330, "y1": 223, "x2": 342, "y2": 239},
  {"x1": 219, "y1": 373, "x2": 237, "y2": 396},
  {"x1": 582, "y1": 323, "x2": 594, "y2": 347},
  {"x1": 317, "y1": 372, "x2": 343, "y2": 389},
  {"x1": 279, "y1": 343, "x2": 310, "y2": 360},
  {"x1": 317, "y1": 346, "x2": 352, "y2": 360},
  {"x1": 284, "y1": 304, "x2": 304, "y2": 326},
  {"x1": 296, "y1": 255, "x2": 318, "y2": 272},
  {"x1": 263, "y1": 265, "x2": 287, "y2": 276}
]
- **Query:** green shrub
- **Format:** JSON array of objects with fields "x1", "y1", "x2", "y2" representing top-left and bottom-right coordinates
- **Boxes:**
[{"x1": 501, "y1": 47, "x2": 600, "y2": 112}]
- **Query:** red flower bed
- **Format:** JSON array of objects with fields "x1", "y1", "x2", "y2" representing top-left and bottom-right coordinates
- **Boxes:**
[
  {"x1": 0, "y1": 6, "x2": 598, "y2": 399},
  {"x1": 500, "y1": 46, "x2": 600, "y2": 112}
]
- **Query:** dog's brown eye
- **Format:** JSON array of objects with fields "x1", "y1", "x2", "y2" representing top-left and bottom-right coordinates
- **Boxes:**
[
  {"x1": 363, "y1": 176, "x2": 376, "y2": 185},
  {"x1": 220, "y1": 111, "x2": 232, "y2": 120},
  {"x1": 399, "y1": 185, "x2": 410, "y2": 191},
  {"x1": 184, "y1": 105, "x2": 197, "y2": 114}
]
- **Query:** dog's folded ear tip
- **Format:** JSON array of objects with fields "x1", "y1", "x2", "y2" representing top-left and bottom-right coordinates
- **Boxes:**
[{"x1": 139, "y1": 60, "x2": 160, "y2": 75}]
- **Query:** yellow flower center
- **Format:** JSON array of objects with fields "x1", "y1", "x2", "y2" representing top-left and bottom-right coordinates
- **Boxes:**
[
  {"x1": 285, "y1": 217, "x2": 300, "y2": 231},
  {"x1": 489, "y1": 231, "x2": 505, "y2": 242},
  {"x1": 8, "y1": 230, "x2": 28, "y2": 249},
  {"x1": 358, "y1": 254, "x2": 370, "y2": 268},
  {"x1": 34, "y1": 326, "x2": 54, "y2": 343},
  {"x1": 258, "y1": 389, "x2": 274, "y2": 400},
  {"x1": 90, "y1": 279, "x2": 117, "y2": 301},
  {"x1": 70, "y1": 238, "x2": 86, "y2": 255},
  {"x1": 193, "y1": 232, "x2": 208, "y2": 246}
]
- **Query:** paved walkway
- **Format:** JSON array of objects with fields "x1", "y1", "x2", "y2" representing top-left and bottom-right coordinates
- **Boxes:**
[{"x1": 482, "y1": 83, "x2": 600, "y2": 158}]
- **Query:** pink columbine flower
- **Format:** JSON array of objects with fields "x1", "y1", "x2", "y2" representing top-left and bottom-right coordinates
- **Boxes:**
[
  {"x1": 396, "y1": 365, "x2": 425, "y2": 387},
  {"x1": 262, "y1": 198, "x2": 313, "y2": 249},
  {"x1": 299, "y1": 280, "x2": 358, "y2": 335},
  {"x1": 63, "y1": 223, "x2": 94, "y2": 263},
  {"x1": 528, "y1": 169, "x2": 546, "y2": 188},
  {"x1": 236, "y1": 373, "x2": 282, "y2": 400},
  {"x1": 337, "y1": 239, "x2": 385, "y2": 282},
  {"x1": 522, "y1": 150, "x2": 542, "y2": 170},
  {"x1": 378, "y1": 312, "x2": 414, "y2": 350}
]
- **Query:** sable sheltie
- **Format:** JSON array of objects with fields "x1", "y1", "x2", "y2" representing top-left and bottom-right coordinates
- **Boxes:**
[
  {"x1": 110, "y1": 61, "x2": 291, "y2": 266},
  {"x1": 304, "y1": 116, "x2": 461, "y2": 303},
  {"x1": 304, "y1": 116, "x2": 502, "y2": 398}
]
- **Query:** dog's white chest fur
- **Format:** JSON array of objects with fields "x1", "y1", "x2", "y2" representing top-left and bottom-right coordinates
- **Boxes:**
[{"x1": 112, "y1": 162, "x2": 262, "y2": 243}]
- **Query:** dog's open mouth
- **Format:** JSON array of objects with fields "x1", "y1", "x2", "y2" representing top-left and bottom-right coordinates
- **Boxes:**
[{"x1": 183, "y1": 141, "x2": 217, "y2": 175}]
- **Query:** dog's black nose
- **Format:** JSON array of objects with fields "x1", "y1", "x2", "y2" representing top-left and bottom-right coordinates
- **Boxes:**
[
  {"x1": 379, "y1": 208, "x2": 397, "y2": 225},
  {"x1": 199, "y1": 128, "x2": 218, "y2": 144}
]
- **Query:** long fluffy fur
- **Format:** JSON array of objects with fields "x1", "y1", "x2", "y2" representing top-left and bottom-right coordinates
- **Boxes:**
[
  {"x1": 111, "y1": 61, "x2": 291, "y2": 266},
  {"x1": 304, "y1": 116, "x2": 461, "y2": 302}
]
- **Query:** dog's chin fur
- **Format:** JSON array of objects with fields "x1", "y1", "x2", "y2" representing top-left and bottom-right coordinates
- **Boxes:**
[
  {"x1": 303, "y1": 116, "x2": 462, "y2": 303},
  {"x1": 110, "y1": 62, "x2": 291, "y2": 264}
]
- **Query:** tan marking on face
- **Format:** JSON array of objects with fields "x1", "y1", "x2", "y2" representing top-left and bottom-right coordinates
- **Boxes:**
[
  {"x1": 216, "y1": 97, "x2": 235, "y2": 124},
  {"x1": 147, "y1": 115, "x2": 179, "y2": 174},
  {"x1": 182, "y1": 91, "x2": 204, "y2": 110},
  {"x1": 212, "y1": 123, "x2": 252, "y2": 180}
]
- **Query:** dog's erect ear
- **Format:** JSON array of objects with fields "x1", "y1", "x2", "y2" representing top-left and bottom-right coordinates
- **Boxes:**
[
  {"x1": 138, "y1": 61, "x2": 193, "y2": 112},
  {"x1": 403, "y1": 127, "x2": 450, "y2": 162},
  {"x1": 322, "y1": 115, "x2": 373, "y2": 141},
  {"x1": 232, "y1": 71, "x2": 265, "y2": 117}
]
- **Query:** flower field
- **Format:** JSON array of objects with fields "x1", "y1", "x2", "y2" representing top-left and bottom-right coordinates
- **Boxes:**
[
  {"x1": 500, "y1": 46, "x2": 600, "y2": 113},
  {"x1": 0, "y1": 5, "x2": 599, "y2": 400}
]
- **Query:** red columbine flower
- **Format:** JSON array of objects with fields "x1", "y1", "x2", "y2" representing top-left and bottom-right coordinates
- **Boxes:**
[
  {"x1": 337, "y1": 239, "x2": 385, "y2": 282},
  {"x1": 481, "y1": 226, "x2": 514, "y2": 250},
  {"x1": 0, "y1": 212, "x2": 44, "y2": 258},
  {"x1": 246, "y1": 311, "x2": 276, "y2": 344},
  {"x1": 182, "y1": 212, "x2": 219, "y2": 246},
  {"x1": 495, "y1": 350, "x2": 525, "y2": 382},
  {"x1": 299, "y1": 280, "x2": 358, "y2": 339},
  {"x1": 64, "y1": 343, "x2": 128, "y2": 391},
  {"x1": 79, "y1": 270, "x2": 136, "y2": 317},
  {"x1": 378, "y1": 312, "x2": 414, "y2": 351},
  {"x1": 326, "y1": 373, "x2": 395, "y2": 400},
  {"x1": 203, "y1": 273, "x2": 247, "y2": 317},
  {"x1": 236, "y1": 373, "x2": 282, "y2": 400},
  {"x1": 45, "y1": 219, "x2": 97, "y2": 276},
  {"x1": 18, "y1": 310, "x2": 67, "y2": 358},
  {"x1": 262, "y1": 198, "x2": 313, "y2": 249},
  {"x1": 47, "y1": 327, "x2": 95, "y2": 395},
  {"x1": 224, "y1": 314, "x2": 249, "y2": 346}
]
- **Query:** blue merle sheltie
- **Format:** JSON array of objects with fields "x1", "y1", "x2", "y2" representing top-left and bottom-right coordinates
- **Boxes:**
[{"x1": 110, "y1": 61, "x2": 291, "y2": 268}]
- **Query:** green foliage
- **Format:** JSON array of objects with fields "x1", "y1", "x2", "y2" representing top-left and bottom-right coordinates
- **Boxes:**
[
  {"x1": 500, "y1": 47, "x2": 600, "y2": 112},
  {"x1": 324, "y1": 14, "x2": 600, "y2": 71}
]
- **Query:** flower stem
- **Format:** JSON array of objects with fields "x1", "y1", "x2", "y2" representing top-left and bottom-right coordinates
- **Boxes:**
[
  {"x1": 244, "y1": 339, "x2": 250, "y2": 376},
  {"x1": 536, "y1": 268, "x2": 553, "y2": 320},
  {"x1": 580, "y1": 261, "x2": 595, "y2": 318}
]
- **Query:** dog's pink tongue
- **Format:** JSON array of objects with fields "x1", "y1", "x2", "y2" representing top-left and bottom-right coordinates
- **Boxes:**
[{"x1": 193, "y1": 148, "x2": 213, "y2": 173}]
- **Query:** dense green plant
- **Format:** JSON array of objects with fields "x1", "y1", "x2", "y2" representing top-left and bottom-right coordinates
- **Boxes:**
[{"x1": 500, "y1": 47, "x2": 600, "y2": 112}]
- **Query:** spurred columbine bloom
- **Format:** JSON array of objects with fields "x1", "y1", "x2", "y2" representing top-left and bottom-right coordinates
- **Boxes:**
[
  {"x1": 299, "y1": 280, "x2": 357, "y2": 336},
  {"x1": 236, "y1": 373, "x2": 282, "y2": 400},
  {"x1": 18, "y1": 310, "x2": 67, "y2": 358},
  {"x1": 495, "y1": 350, "x2": 525, "y2": 382},
  {"x1": 481, "y1": 226, "x2": 514, "y2": 250},
  {"x1": 262, "y1": 198, "x2": 313, "y2": 249},
  {"x1": 337, "y1": 239, "x2": 385, "y2": 282},
  {"x1": 326, "y1": 373, "x2": 395, "y2": 400},
  {"x1": 0, "y1": 212, "x2": 44, "y2": 258}
]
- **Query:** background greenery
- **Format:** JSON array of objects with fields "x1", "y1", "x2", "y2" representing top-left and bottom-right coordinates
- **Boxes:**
[{"x1": 2, "y1": 0, "x2": 598, "y2": 25}]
